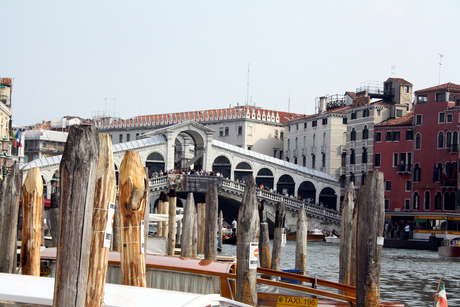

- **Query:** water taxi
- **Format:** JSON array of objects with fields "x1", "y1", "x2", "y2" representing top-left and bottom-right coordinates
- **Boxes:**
[{"x1": 438, "y1": 237, "x2": 460, "y2": 258}]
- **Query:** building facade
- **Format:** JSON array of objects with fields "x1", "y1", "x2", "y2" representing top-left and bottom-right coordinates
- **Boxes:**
[{"x1": 23, "y1": 130, "x2": 68, "y2": 163}]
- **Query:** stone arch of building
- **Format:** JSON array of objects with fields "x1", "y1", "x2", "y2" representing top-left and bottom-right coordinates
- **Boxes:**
[
  {"x1": 234, "y1": 161, "x2": 254, "y2": 182},
  {"x1": 319, "y1": 187, "x2": 337, "y2": 210},
  {"x1": 277, "y1": 174, "x2": 295, "y2": 196},
  {"x1": 297, "y1": 181, "x2": 316, "y2": 203},
  {"x1": 255, "y1": 167, "x2": 275, "y2": 189},
  {"x1": 212, "y1": 155, "x2": 232, "y2": 179},
  {"x1": 146, "y1": 151, "x2": 166, "y2": 177}
]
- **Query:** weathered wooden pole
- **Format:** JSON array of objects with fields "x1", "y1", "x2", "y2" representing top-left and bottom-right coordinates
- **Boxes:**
[
  {"x1": 218, "y1": 210, "x2": 223, "y2": 250},
  {"x1": 0, "y1": 178, "x2": 5, "y2": 243},
  {"x1": 350, "y1": 185, "x2": 359, "y2": 287},
  {"x1": 53, "y1": 125, "x2": 100, "y2": 307},
  {"x1": 356, "y1": 171, "x2": 385, "y2": 307},
  {"x1": 167, "y1": 189, "x2": 177, "y2": 256},
  {"x1": 41, "y1": 196, "x2": 45, "y2": 247},
  {"x1": 197, "y1": 195, "x2": 206, "y2": 254},
  {"x1": 50, "y1": 192, "x2": 59, "y2": 247},
  {"x1": 271, "y1": 201, "x2": 285, "y2": 271},
  {"x1": 20, "y1": 167, "x2": 43, "y2": 276},
  {"x1": 192, "y1": 209, "x2": 198, "y2": 258},
  {"x1": 85, "y1": 134, "x2": 117, "y2": 307},
  {"x1": 118, "y1": 151, "x2": 147, "y2": 287},
  {"x1": 258, "y1": 200, "x2": 271, "y2": 269},
  {"x1": 236, "y1": 176, "x2": 260, "y2": 306},
  {"x1": 157, "y1": 193, "x2": 165, "y2": 237},
  {"x1": 143, "y1": 168, "x2": 150, "y2": 255},
  {"x1": 0, "y1": 163, "x2": 21, "y2": 274},
  {"x1": 112, "y1": 199, "x2": 121, "y2": 252},
  {"x1": 181, "y1": 192, "x2": 195, "y2": 257},
  {"x1": 295, "y1": 203, "x2": 307, "y2": 276},
  {"x1": 161, "y1": 192, "x2": 169, "y2": 238},
  {"x1": 339, "y1": 181, "x2": 355, "y2": 289},
  {"x1": 204, "y1": 184, "x2": 218, "y2": 261}
]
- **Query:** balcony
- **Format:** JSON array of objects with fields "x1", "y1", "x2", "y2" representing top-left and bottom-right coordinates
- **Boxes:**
[
  {"x1": 340, "y1": 145, "x2": 346, "y2": 153},
  {"x1": 293, "y1": 149, "x2": 298, "y2": 157},
  {"x1": 397, "y1": 164, "x2": 412, "y2": 175},
  {"x1": 301, "y1": 148, "x2": 307, "y2": 156},
  {"x1": 441, "y1": 179, "x2": 457, "y2": 189},
  {"x1": 361, "y1": 164, "x2": 367, "y2": 172},
  {"x1": 349, "y1": 165, "x2": 355, "y2": 173},
  {"x1": 311, "y1": 146, "x2": 316, "y2": 155},
  {"x1": 321, "y1": 145, "x2": 326, "y2": 153},
  {"x1": 450, "y1": 144, "x2": 459, "y2": 153},
  {"x1": 362, "y1": 139, "x2": 368, "y2": 147},
  {"x1": 350, "y1": 141, "x2": 355, "y2": 149}
]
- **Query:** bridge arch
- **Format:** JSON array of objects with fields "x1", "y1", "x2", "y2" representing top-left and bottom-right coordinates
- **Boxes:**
[
  {"x1": 256, "y1": 167, "x2": 274, "y2": 189},
  {"x1": 234, "y1": 161, "x2": 253, "y2": 182},
  {"x1": 319, "y1": 187, "x2": 338, "y2": 210},
  {"x1": 298, "y1": 181, "x2": 316, "y2": 203},
  {"x1": 146, "y1": 152, "x2": 165, "y2": 177},
  {"x1": 277, "y1": 174, "x2": 295, "y2": 196},
  {"x1": 212, "y1": 155, "x2": 232, "y2": 179}
]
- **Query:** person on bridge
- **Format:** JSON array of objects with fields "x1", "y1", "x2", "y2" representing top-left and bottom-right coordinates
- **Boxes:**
[{"x1": 232, "y1": 218, "x2": 237, "y2": 237}]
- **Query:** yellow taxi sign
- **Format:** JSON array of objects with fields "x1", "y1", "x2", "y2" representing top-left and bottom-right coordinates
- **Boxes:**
[
  {"x1": 276, "y1": 296, "x2": 318, "y2": 307},
  {"x1": 40, "y1": 267, "x2": 50, "y2": 276}
]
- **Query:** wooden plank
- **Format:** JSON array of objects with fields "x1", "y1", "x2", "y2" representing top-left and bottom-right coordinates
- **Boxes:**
[
  {"x1": 339, "y1": 181, "x2": 355, "y2": 290},
  {"x1": 167, "y1": 189, "x2": 177, "y2": 256},
  {"x1": 118, "y1": 151, "x2": 147, "y2": 287},
  {"x1": 20, "y1": 167, "x2": 43, "y2": 276},
  {"x1": 271, "y1": 201, "x2": 285, "y2": 271},
  {"x1": 236, "y1": 176, "x2": 259, "y2": 306},
  {"x1": 295, "y1": 203, "x2": 307, "y2": 276},
  {"x1": 85, "y1": 133, "x2": 117, "y2": 307},
  {"x1": 181, "y1": 192, "x2": 195, "y2": 258},
  {"x1": 0, "y1": 163, "x2": 21, "y2": 274},
  {"x1": 204, "y1": 185, "x2": 218, "y2": 261},
  {"x1": 356, "y1": 171, "x2": 384, "y2": 306},
  {"x1": 53, "y1": 125, "x2": 100, "y2": 307}
]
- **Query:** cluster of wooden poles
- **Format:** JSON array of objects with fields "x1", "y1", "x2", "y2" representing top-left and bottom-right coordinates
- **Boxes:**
[{"x1": 0, "y1": 125, "x2": 387, "y2": 307}]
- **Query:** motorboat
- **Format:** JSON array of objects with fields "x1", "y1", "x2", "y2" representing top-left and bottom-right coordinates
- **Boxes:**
[
  {"x1": 325, "y1": 235, "x2": 340, "y2": 244},
  {"x1": 438, "y1": 237, "x2": 460, "y2": 257},
  {"x1": 308, "y1": 228, "x2": 326, "y2": 242}
]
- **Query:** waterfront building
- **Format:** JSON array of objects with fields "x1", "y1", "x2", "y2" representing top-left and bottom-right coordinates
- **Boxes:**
[
  {"x1": 23, "y1": 129, "x2": 68, "y2": 163},
  {"x1": 345, "y1": 78, "x2": 413, "y2": 190}
]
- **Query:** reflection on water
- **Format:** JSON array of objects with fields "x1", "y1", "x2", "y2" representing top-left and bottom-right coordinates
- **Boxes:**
[{"x1": 220, "y1": 240, "x2": 460, "y2": 307}]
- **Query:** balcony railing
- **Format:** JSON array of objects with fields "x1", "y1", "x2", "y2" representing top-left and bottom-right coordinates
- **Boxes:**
[
  {"x1": 397, "y1": 164, "x2": 412, "y2": 174},
  {"x1": 450, "y1": 144, "x2": 459, "y2": 153}
]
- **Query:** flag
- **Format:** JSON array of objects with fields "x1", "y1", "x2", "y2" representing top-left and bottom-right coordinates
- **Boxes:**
[
  {"x1": 433, "y1": 164, "x2": 438, "y2": 183},
  {"x1": 441, "y1": 167, "x2": 448, "y2": 182},
  {"x1": 13, "y1": 130, "x2": 22, "y2": 149},
  {"x1": 434, "y1": 283, "x2": 448, "y2": 307}
]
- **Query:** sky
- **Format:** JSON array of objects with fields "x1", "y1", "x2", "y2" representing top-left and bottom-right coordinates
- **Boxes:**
[{"x1": 2, "y1": 1, "x2": 460, "y2": 126}]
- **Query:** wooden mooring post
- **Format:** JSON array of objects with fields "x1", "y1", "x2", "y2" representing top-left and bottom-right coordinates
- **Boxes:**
[
  {"x1": 50, "y1": 192, "x2": 59, "y2": 247},
  {"x1": 85, "y1": 134, "x2": 117, "y2": 307},
  {"x1": 271, "y1": 201, "x2": 285, "y2": 271},
  {"x1": 204, "y1": 184, "x2": 218, "y2": 261},
  {"x1": 339, "y1": 181, "x2": 355, "y2": 290},
  {"x1": 20, "y1": 167, "x2": 43, "y2": 276},
  {"x1": 356, "y1": 171, "x2": 385, "y2": 306},
  {"x1": 218, "y1": 210, "x2": 223, "y2": 251},
  {"x1": 181, "y1": 192, "x2": 195, "y2": 258},
  {"x1": 259, "y1": 200, "x2": 271, "y2": 269},
  {"x1": 197, "y1": 195, "x2": 206, "y2": 255},
  {"x1": 236, "y1": 176, "x2": 259, "y2": 306},
  {"x1": 118, "y1": 151, "x2": 147, "y2": 287},
  {"x1": 167, "y1": 189, "x2": 177, "y2": 256},
  {"x1": 295, "y1": 203, "x2": 307, "y2": 277},
  {"x1": 53, "y1": 125, "x2": 100, "y2": 307}
]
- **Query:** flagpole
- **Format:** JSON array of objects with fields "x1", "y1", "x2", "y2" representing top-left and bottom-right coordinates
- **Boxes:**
[{"x1": 433, "y1": 276, "x2": 442, "y2": 307}]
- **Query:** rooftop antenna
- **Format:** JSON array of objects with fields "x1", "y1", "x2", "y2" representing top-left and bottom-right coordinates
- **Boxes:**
[
  {"x1": 438, "y1": 53, "x2": 443, "y2": 85},
  {"x1": 113, "y1": 98, "x2": 116, "y2": 118},
  {"x1": 104, "y1": 98, "x2": 107, "y2": 117},
  {"x1": 246, "y1": 64, "x2": 250, "y2": 107},
  {"x1": 288, "y1": 87, "x2": 291, "y2": 112},
  {"x1": 391, "y1": 65, "x2": 395, "y2": 75}
]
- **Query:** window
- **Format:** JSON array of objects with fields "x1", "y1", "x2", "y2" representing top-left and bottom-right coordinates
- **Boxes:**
[
  {"x1": 126, "y1": 134, "x2": 130, "y2": 142},
  {"x1": 377, "y1": 110, "x2": 381, "y2": 116},
  {"x1": 119, "y1": 134, "x2": 123, "y2": 143},
  {"x1": 294, "y1": 157, "x2": 297, "y2": 164},
  {"x1": 351, "y1": 112, "x2": 357, "y2": 120},
  {"x1": 393, "y1": 131, "x2": 400, "y2": 141},
  {"x1": 322, "y1": 153, "x2": 326, "y2": 167},
  {"x1": 274, "y1": 130, "x2": 279, "y2": 138},
  {"x1": 362, "y1": 173, "x2": 366, "y2": 185},
  {"x1": 351, "y1": 128, "x2": 356, "y2": 141},
  {"x1": 413, "y1": 164, "x2": 421, "y2": 182},
  {"x1": 406, "y1": 130, "x2": 413, "y2": 141},
  {"x1": 288, "y1": 125, "x2": 291, "y2": 132},
  {"x1": 274, "y1": 150, "x2": 277, "y2": 158},
  {"x1": 376, "y1": 132, "x2": 382, "y2": 142},
  {"x1": 413, "y1": 192, "x2": 420, "y2": 210},
  {"x1": 363, "y1": 109, "x2": 369, "y2": 117},
  {"x1": 238, "y1": 126, "x2": 243, "y2": 135},
  {"x1": 363, "y1": 126, "x2": 369, "y2": 139},
  {"x1": 438, "y1": 131, "x2": 444, "y2": 148},
  {"x1": 396, "y1": 109, "x2": 403, "y2": 117},
  {"x1": 435, "y1": 92, "x2": 446, "y2": 102},
  {"x1": 341, "y1": 153, "x2": 346, "y2": 167},
  {"x1": 225, "y1": 127, "x2": 229, "y2": 136},
  {"x1": 280, "y1": 132, "x2": 284, "y2": 140},
  {"x1": 303, "y1": 156, "x2": 306, "y2": 167},
  {"x1": 247, "y1": 146, "x2": 252, "y2": 150},
  {"x1": 304, "y1": 123, "x2": 307, "y2": 129},
  {"x1": 350, "y1": 149, "x2": 355, "y2": 165},
  {"x1": 439, "y1": 113, "x2": 445, "y2": 123},
  {"x1": 393, "y1": 153, "x2": 399, "y2": 167},
  {"x1": 219, "y1": 127, "x2": 224, "y2": 136},
  {"x1": 248, "y1": 126, "x2": 252, "y2": 135},
  {"x1": 386, "y1": 131, "x2": 392, "y2": 142},
  {"x1": 287, "y1": 139, "x2": 290, "y2": 150},
  {"x1": 312, "y1": 154, "x2": 316, "y2": 169},
  {"x1": 417, "y1": 95, "x2": 428, "y2": 104},
  {"x1": 415, "y1": 133, "x2": 421, "y2": 150},
  {"x1": 405, "y1": 199, "x2": 411, "y2": 210},
  {"x1": 435, "y1": 192, "x2": 442, "y2": 210},
  {"x1": 296, "y1": 124, "x2": 299, "y2": 130},
  {"x1": 312, "y1": 120, "x2": 317, "y2": 127},
  {"x1": 136, "y1": 133, "x2": 139, "y2": 138},
  {"x1": 374, "y1": 154, "x2": 381, "y2": 167},
  {"x1": 405, "y1": 180, "x2": 411, "y2": 191},
  {"x1": 362, "y1": 148, "x2": 367, "y2": 163},
  {"x1": 404, "y1": 86, "x2": 410, "y2": 93},
  {"x1": 424, "y1": 191, "x2": 430, "y2": 210},
  {"x1": 295, "y1": 137, "x2": 298, "y2": 149},
  {"x1": 350, "y1": 174, "x2": 355, "y2": 184},
  {"x1": 279, "y1": 151, "x2": 283, "y2": 159},
  {"x1": 446, "y1": 132, "x2": 452, "y2": 148},
  {"x1": 416, "y1": 114, "x2": 422, "y2": 125},
  {"x1": 385, "y1": 181, "x2": 391, "y2": 191},
  {"x1": 385, "y1": 199, "x2": 390, "y2": 211},
  {"x1": 447, "y1": 113, "x2": 453, "y2": 123},
  {"x1": 343, "y1": 117, "x2": 347, "y2": 124},
  {"x1": 322, "y1": 118, "x2": 328, "y2": 125}
]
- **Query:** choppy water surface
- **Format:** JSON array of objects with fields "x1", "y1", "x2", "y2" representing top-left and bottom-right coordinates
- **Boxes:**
[{"x1": 220, "y1": 240, "x2": 460, "y2": 307}]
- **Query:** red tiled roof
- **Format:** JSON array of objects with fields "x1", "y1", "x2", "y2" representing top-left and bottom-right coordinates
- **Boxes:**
[
  {"x1": 345, "y1": 92, "x2": 356, "y2": 99},
  {"x1": 375, "y1": 113, "x2": 413, "y2": 127},
  {"x1": 0, "y1": 78, "x2": 12, "y2": 86},
  {"x1": 415, "y1": 82, "x2": 460, "y2": 94},
  {"x1": 387, "y1": 78, "x2": 412, "y2": 86}
]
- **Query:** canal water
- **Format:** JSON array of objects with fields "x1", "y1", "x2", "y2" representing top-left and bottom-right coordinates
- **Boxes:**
[{"x1": 220, "y1": 240, "x2": 460, "y2": 307}]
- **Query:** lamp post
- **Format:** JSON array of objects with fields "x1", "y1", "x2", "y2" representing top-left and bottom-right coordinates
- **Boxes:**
[{"x1": 1, "y1": 137, "x2": 11, "y2": 179}]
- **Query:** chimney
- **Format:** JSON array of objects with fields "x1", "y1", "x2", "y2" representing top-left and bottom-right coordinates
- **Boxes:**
[{"x1": 319, "y1": 97, "x2": 327, "y2": 114}]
